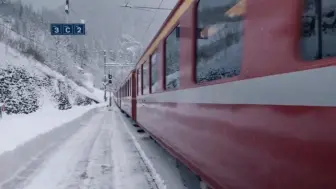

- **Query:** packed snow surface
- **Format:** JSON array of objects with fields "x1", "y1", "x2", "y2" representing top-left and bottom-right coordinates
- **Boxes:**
[{"x1": 0, "y1": 103, "x2": 105, "y2": 155}]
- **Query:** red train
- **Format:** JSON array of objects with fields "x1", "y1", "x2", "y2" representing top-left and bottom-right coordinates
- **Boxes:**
[{"x1": 115, "y1": 0, "x2": 336, "y2": 188}]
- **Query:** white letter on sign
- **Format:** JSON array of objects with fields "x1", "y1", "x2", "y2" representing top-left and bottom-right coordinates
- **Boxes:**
[
  {"x1": 53, "y1": 26, "x2": 59, "y2": 33},
  {"x1": 76, "y1": 26, "x2": 81, "y2": 34}
]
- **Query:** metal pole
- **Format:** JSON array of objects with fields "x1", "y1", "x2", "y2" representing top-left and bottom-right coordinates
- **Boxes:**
[
  {"x1": 64, "y1": 0, "x2": 69, "y2": 95},
  {"x1": 109, "y1": 91, "x2": 112, "y2": 106},
  {"x1": 104, "y1": 50, "x2": 107, "y2": 102}
]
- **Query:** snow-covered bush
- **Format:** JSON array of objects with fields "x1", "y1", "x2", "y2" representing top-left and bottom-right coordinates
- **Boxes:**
[{"x1": 0, "y1": 66, "x2": 40, "y2": 114}]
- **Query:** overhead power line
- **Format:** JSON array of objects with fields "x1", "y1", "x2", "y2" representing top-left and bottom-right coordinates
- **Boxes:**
[
  {"x1": 120, "y1": 4, "x2": 172, "y2": 11},
  {"x1": 141, "y1": 0, "x2": 165, "y2": 42},
  {"x1": 118, "y1": 0, "x2": 170, "y2": 43}
]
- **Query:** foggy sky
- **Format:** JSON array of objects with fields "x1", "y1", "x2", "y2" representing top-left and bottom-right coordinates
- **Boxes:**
[{"x1": 22, "y1": 0, "x2": 64, "y2": 10}]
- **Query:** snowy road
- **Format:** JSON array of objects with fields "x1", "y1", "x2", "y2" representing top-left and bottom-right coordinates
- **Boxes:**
[
  {"x1": 0, "y1": 106, "x2": 197, "y2": 189},
  {"x1": 21, "y1": 107, "x2": 161, "y2": 189}
]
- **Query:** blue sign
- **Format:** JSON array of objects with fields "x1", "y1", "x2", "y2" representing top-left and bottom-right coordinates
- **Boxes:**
[
  {"x1": 62, "y1": 24, "x2": 74, "y2": 35},
  {"x1": 50, "y1": 23, "x2": 86, "y2": 35},
  {"x1": 74, "y1": 24, "x2": 86, "y2": 35},
  {"x1": 51, "y1": 24, "x2": 63, "y2": 35}
]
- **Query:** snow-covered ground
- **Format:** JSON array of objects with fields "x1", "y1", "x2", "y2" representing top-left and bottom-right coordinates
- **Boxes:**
[
  {"x1": 23, "y1": 108, "x2": 159, "y2": 189},
  {"x1": 0, "y1": 40, "x2": 109, "y2": 155},
  {"x1": 0, "y1": 103, "x2": 105, "y2": 155},
  {"x1": 0, "y1": 106, "x2": 194, "y2": 189}
]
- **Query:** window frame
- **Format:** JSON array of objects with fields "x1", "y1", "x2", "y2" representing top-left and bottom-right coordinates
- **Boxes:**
[
  {"x1": 126, "y1": 81, "x2": 128, "y2": 97},
  {"x1": 128, "y1": 80, "x2": 130, "y2": 97},
  {"x1": 142, "y1": 60, "x2": 150, "y2": 95},
  {"x1": 150, "y1": 50, "x2": 159, "y2": 94},
  {"x1": 130, "y1": 78, "x2": 132, "y2": 97},
  {"x1": 193, "y1": 0, "x2": 245, "y2": 86},
  {"x1": 300, "y1": 0, "x2": 336, "y2": 62},
  {"x1": 137, "y1": 69, "x2": 140, "y2": 96},
  {"x1": 164, "y1": 22, "x2": 181, "y2": 91},
  {"x1": 138, "y1": 65, "x2": 143, "y2": 96}
]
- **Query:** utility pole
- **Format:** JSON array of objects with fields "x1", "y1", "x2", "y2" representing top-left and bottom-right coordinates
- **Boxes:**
[
  {"x1": 65, "y1": 0, "x2": 70, "y2": 18},
  {"x1": 64, "y1": 0, "x2": 69, "y2": 95},
  {"x1": 109, "y1": 77, "x2": 112, "y2": 107},
  {"x1": 104, "y1": 50, "x2": 107, "y2": 102}
]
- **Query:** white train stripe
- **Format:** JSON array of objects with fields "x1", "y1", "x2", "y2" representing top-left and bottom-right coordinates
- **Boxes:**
[{"x1": 137, "y1": 66, "x2": 336, "y2": 107}]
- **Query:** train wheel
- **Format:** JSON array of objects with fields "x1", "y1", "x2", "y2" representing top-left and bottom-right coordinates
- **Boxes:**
[{"x1": 137, "y1": 128, "x2": 145, "y2": 133}]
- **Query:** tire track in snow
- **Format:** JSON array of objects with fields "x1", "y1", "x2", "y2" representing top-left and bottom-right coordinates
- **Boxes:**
[
  {"x1": 60, "y1": 112, "x2": 106, "y2": 189},
  {"x1": 0, "y1": 142, "x2": 59, "y2": 189},
  {"x1": 21, "y1": 107, "x2": 165, "y2": 189},
  {"x1": 77, "y1": 112, "x2": 114, "y2": 189},
  {"x1": 21, "y1": 110, "x2": 106, "y2": 189},
  {"x1": 0, "y1": 108, "x2": 101, "y2": 189},
  {"x1": 79, "y1": 108, "x2": 162, "y2": 189}
]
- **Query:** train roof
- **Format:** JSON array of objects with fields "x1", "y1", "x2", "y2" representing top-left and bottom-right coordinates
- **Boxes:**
[
  {"x1": 117, "y1": 0, "x2": 246, "y2": 92},
  {"x1": 135, "y1": 0, "x2": 184, "y2": 69},
  {"x1": 118, "y1": 69, "x2": 135, "y2": 90},
  {"x1": 118, "y1": 0, "x2": 184, "y2": 91}
]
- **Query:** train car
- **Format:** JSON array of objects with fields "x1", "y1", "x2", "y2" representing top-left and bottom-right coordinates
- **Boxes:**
[
  {"x1": 118, "y1": 0, "x2": 336, "y2": 188},
  {"x1": 119, "y1": 70, "x2": 137, "y2": 120},
  {"x1": 113, "y1": 89, "x2": 120, "y2": 108},
  {"x1": 113, "y1": 91, "x2": 119, "y2": 108}
]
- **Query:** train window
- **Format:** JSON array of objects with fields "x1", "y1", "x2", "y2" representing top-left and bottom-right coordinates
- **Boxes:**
[
  {"x1": 137, "y1": 68, "x2": 141, "y2": 96},
  {"x1": 128, "y1": 80, "x2": 130, "y2": 96},
  {"x1": 151, "y1": 51, "x2": 159, "y2": 93},
  {"x1": 301, "y1": 0, "x2": 336, "y2": 60},
  {"x1": 165, "y1": 26, "x2": 180, "y2": 90},
  {"x1": 130, "y1": 78, "x2": 132, "y2": 96},
  {"x1": 143, "y1": 62, "x2": 150, "y2": 95},
  {"x1": 196, "y1": 0, "x2": 245, "y2": 83},
  {"x1": 136, "y1": 70, "x2": 140, "y2": 95}
]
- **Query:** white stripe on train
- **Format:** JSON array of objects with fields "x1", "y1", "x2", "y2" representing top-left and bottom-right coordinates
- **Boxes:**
[{"x1": 137, "y1": 66, "x2": 336, "y2": 107}]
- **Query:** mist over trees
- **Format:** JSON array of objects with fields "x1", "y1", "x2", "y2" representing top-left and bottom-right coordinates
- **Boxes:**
[{"x1": 0, "y1": 0, "x2": 147, "y2": 91}]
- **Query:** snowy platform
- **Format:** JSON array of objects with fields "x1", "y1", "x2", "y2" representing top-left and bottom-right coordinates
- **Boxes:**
[{"x1": 0, "y1": 106, "x2": 198, "y2": 189}]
